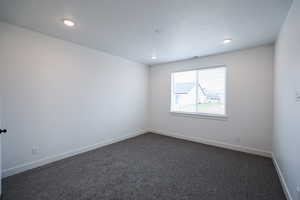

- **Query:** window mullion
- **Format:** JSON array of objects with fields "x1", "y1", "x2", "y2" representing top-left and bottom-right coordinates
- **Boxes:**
[
  {"x1": 195, "y1": 70, "x2": 199, "y2": 113},
  {"x1": 171, "y1": 73, "x2": 174, "y2": 111}
]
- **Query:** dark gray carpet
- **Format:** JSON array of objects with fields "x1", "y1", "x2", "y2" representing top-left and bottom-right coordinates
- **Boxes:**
[{"x1": 3, "y1": 133, "x2": 285, "y2": 200}]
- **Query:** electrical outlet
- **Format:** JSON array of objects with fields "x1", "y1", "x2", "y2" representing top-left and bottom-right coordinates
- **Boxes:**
[
  {"x1": 32, "y1": 147, "x2": 39, "y2": 155},
  {"x1": 235, "y1": 137, "x2": 241, "y2": 143}
]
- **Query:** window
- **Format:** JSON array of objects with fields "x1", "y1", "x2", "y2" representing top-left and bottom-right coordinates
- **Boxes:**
[{"x1": 171, "y1": 66, "x2": 227, "y2": 117}]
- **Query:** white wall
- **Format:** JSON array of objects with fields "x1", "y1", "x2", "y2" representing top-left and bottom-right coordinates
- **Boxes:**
[
  {"x1": 273, "y1": 0, "x2": 300, "y2": 199},
  {"x1": 0, "y1": 22, "x2": 149, "y2": 177},
  {"x1": 0, "y1": 97, "x2": 3, "y2": 194},
  {"x1": 149, "y1": 45, "x2": 274, "y2": 155}
]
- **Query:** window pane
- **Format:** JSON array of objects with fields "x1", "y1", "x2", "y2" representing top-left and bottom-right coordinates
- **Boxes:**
[
  {"x1": 172, "y1": 70, "x2": 196, "y2": 113},
  {"x1": 197, "y1": 67, "x2": 226, "y2": 115}
]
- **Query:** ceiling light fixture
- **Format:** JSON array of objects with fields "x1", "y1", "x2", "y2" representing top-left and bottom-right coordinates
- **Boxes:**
[
  {"x1": 223, "y1": 39, "x2": 232, "y2": 44},
  {"x1": 151, "y1": 55, "x2": 157, "y2": 60},
  {"x1": 63, "y1": 19, "x2": 76, "y2": 27}
]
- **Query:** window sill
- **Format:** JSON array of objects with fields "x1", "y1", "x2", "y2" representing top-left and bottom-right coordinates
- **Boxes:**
[{"x1": 170, "y1": 111, "x2": 228, "y2": 121}]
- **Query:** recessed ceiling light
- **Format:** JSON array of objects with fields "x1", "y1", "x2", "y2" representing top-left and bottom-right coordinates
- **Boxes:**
[
  {"x1": 223, "y1": 39, "x2": 232, "y2": 44},
  {"x1": 63, "y1": 19, "x2": 75, "y2": 27},
  {"x1": 151, "y1": 55, "x2": 157, "y2": 60}
]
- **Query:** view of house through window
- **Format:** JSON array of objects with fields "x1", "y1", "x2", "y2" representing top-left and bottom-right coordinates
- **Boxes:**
[{"x1": 171, "y1": 66, "x2": 226, "y2": 116}]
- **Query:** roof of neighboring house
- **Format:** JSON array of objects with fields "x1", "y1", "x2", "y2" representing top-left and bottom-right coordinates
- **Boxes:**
[
  {"x1": 198, "y1": 84, "x2": 207, "y2": 96},
  {"x1": 174, "y1": 83, "x2": 195, "y2": 94},
  {"x1": 175, "y1": 82, "x2": 209, "y2": 96},
  {"x1": 207, "y1": 92, "x2": 224, "y2": 98}
]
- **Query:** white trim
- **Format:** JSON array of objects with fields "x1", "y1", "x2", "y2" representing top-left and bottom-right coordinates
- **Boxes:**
[
  {"x1": 170, "y1": 65, "x2": 228, "y2": 118},
  {"x1": 171, "y1": 64, "x2": 227, "y2": 73},
  {"x1": 148, "y1": 128, "x2": 272, "y2": 158},
  {"x1": 170, "y1": 111, "x2": 228, "y2": 121},
  {"x1": 2, "y1": 129, "x2": 146, "y2": 178},
  {"x1": 272, "y1": 153, "x2": 293, "y2": 200},
  {"x1": 3, "y1": 129, "x2": 292, "y2": 200}
]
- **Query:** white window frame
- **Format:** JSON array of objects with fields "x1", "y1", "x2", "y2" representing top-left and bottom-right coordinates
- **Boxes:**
[{"x1": 170, "y1": 65, "x2": 228, "y2": 120}]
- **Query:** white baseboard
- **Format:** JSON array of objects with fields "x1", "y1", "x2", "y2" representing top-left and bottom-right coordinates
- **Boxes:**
[
  {"x1": 3, "y1": 129, "x2": 292, "y2": 200},
  {"x1": 148, "y1": 128, "x2": 272, "y2": 158},
  {"x1": 272, "y1": 154, "x2": 293, "y2": 200},
  {"x1": 2, "y1": 129, "x2": 146, "y2": 178},
  {"x1": 149, "y1": 129, "x2": 295, "y2": 199}
]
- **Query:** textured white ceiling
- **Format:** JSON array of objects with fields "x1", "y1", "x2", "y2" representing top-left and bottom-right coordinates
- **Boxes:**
[{"x1": 0, "y1": 0, "x2": 291, "y2": 65}]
